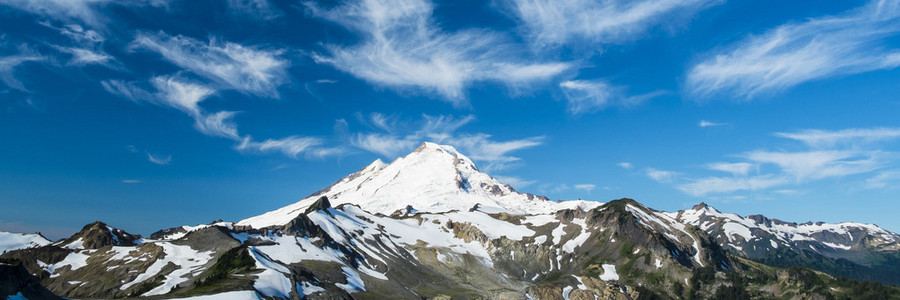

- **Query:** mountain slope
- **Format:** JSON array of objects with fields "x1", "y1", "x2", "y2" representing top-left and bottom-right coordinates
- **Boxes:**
[
  {"x1": 0, "y1": 232, "x2": 50, "y2": 254},
  {"x1": 238, "y1": 142, "x2": 600, "y2": 228},
  {"x1": 2, "y1": 142, "x2": 900, "y2": 299},
  {"x1": 668, "y1": 203, "x2": 900, "y2": 285}
]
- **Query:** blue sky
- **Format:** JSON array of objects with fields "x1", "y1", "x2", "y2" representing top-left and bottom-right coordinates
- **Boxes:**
[{"x1": 2, "y1": 0, "x2": 900, "y2": 239}]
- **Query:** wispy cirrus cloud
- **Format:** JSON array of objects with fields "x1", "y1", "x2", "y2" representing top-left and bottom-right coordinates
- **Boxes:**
[
  {"x1": 236, "y1": 136, "x2": 337, "y2": 159},
  {"x1": 0, "y1": 46, "x2": 45, "y2": 91},
  {"x1": 574, "y1": 184, "x2": 596, "y2": 193},
  {"x1": 687, "y1": 0, "x2": 900, "y2": 98},
  {"x1": 227, "y1": 0, "x2": 281, "y2": 20},
  {"x1": 652, "y1": 127, "x2": 900, "y2": 196},
  {"x1": 103, "y1": 76, "x2": 340, "y2": 159},
  {"x1": 502, "y1": 0, "x2": 720, "y2": 48},
  {"x1": 129, "y1": 31, "x2": 289, "y2": 98},
  {"x1": 706, "y1": 162, "x2": 753, "y2": 176},
  {"x1": 677, "y1": 174, "x2": 789, "y2": 196},
  {"x1": 41, "y1": 23, "x2": 116, "y2": 67},
  {"x1": 0, "y1": 0, "x2": 110, "y2": 28},
  {"x1": 646, "y1": 168, "x2": 678, "y2": 183},
  {"x1": 349, "y1": 113, "x2": 543, "y2": 172},
  {"x1": 102, "y1": 75, "x2": 241, "y2": 139},
  {"x1": 306, "y1": 0, "x2": 571, "y2": 104},
  {"x1": 774, "y1": 127, "x2": 900, "y2": 148},
  {"x1": 147, "y1": 153, "x2": 172, "y2": 165},
  {"x1": 699, "y1": 120, "x2": 727, "y2": 127},
  {"x1": 559, "y1": 79, "x2": 664, "y2": 115},
  {"x1": 617, "y1": 162, "x2": 634, "y2": 169}
]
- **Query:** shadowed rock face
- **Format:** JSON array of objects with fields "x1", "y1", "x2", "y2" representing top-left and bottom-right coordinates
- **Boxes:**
[
  {"x1": 0, "y1": 261, "x2": 60, "y2": 300},
  {"x1": 60, "y1": 221, "x2": 140, "y2": 249}
]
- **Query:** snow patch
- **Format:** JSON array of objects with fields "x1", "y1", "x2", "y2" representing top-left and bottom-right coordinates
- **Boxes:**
[{"x1": 599, "y1": 264, "x2": 619, "y2": 281}]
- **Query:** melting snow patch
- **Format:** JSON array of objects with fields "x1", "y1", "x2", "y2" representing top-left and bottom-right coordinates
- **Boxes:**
[
  {"x1": 562, "y1": 286, "x2": 574, "y2": 300},
  {"x1": 551, "y1": 223, "x2": 566, "y2": 244},
  {"x1": 336, "y1": 266, "x2": 365, "y2": 293},
  {"x1": 63, "y1": 238, "x2": 85, "y2": 250},
  {"x1": 122, "y1": 243, "x2": 214, "y2": 296},
  {"x1": 655, "y1": 259, "x2": 662, "y2": 268},
  {"x1": 770, "y1": 240, "x2": 779, "y2": 249},
  {"x1": 599, "y1": 264, "x2": 619, "y2": 281},
  {"x1": 562, "y1": 219, "x2": 591, "y2": 253},
  {"x1": 297, "y1": 282, "x2": 325, "y2": 297},
  {"x1": 722, "y1": 223, "x2": 753, "y2": 243},
  {"x1": 249, "y1": 247, "x2": 292, "y2": 298},
  {"x1": 44, "y1": 251, "x2": 90, "y2": 277},
  {"x1": 573, "y1": 275, "x2": 587, "y2": 289},
  {"x1": 169, "y1": 290, "x2": 262, "y2": 299},
  {"x1": 533, "y1": 235, "x2": 547, "y2": 244},
  {"x1": 822, "y1": 242, "x2": 851, "y2": 250}
]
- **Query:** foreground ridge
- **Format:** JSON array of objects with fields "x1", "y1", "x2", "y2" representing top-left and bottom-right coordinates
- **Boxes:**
[{"x1": 2, "y1": 143, "x2": 899, "y2": 299}]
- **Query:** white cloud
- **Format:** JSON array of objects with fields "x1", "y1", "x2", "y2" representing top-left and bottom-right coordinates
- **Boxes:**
[
  {"x1": 617, "y1": 162, "x2": 633, "y2": 169},
  {"x1": 121, "y1": 179, "x2": 141, "y2": 183},
  {"x1": 493, "y1": 176, "x2": 537, "y2": 189},
  {"x1": 774, "y1": 189, "x2": 800, "y2": 195},
  {"x1": 147, "y1": 153, "x2": 172, "y2": 165},
  {"x1": 574, "y1": 184, "x2": 596, "y2": 192},
  {"x1": 195, "y1": 111, "x2": 240, "y2": 139},
  {"x1": 41, "y1": 23, "x2": 116, "y2": 67},
  {"x1": 237, "y1": 136, "x2": 339, "y2": 159},
  {"x1": 865, "y1": 170, "x2": 900, "y2": 189},
  {"x1": 306, "y1": 0, "x2": 570, "y2": 103},
  {"x1": 58, "y1": 47, "x2": 113, "y2": 66},
  {"x1": 130, "y1": 32, "x2": 289, "y2": 98},
  {"x1": 227, "y1": 0, "x2": 281, "y2": 20},
  {"x1": 349, "y1": 113, "x2": 543, "y2": 172},
  {"x1": 352, "y1": 132, "x2": 420, "y2": 158},
  {"x1": 706, "y1": 162, "x2": 753, "y2": 176},
  {"x1": 0, "y1": 0, "x2": 110, "y2": 27},
  {"x1": 699, "y1": 120, "x2": 727, "y2": 127},
  {"x1": 687, "y1": 0, "x2": 900, "y2": 98},
  {"x1": 646, "y1": 168, "x2": 678, "y2": 183},
  {"x1": 104, "y1": 76, "x2": 339, "y2": 159},
  {"x1": 677, "y1": 175, "x2": 790, "y2": 196},
  {"x1": 663, "y1": 127, "x2": 900, "y2": 196},
  {"x1": 742, "y1": 150, "x2": 884, "y2": 181},
  {"x1": 559, "y1": 80, "x2": 663, "y2": 115},
  {"x1": 0, "y1": 49, "x2": 45, "y2": 91},
  {"x1": 149, "y1": 75, "x2": 215, "y2": 116},
  {"x1": 775, "y1": 127, "x2": 900, "y2": 148},
  {"x1": 503, "y1": 0, "x2": 719, "y2": 47}
]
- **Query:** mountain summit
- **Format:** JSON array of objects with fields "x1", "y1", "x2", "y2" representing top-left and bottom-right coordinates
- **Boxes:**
[
  {"x1": 3, "y1": 143, "x2": 900, "y2": 299},
  {"x1": 238, "y1": 142, "x2": 599, "y2": 228}
]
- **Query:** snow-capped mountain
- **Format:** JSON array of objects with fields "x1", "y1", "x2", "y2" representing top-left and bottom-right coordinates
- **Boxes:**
[
  {"x1": 238, "y1": 142, "x2": 599, "y2": 228},
  {"x1": 0, "y1": 232, "x2": 50, "y2": 254},
  {"x1": 668, "y1": 203, "x2": 900, "y2": 284},
  {"x1": 669, "y1": 203, "x2": 900, "y2": 254},
  {"x1": 2, "y1": 143, "x2": 900, "y2": 299}
]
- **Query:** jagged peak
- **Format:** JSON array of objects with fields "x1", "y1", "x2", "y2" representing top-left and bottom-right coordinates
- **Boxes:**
[
  {"x1": 304, "y1": 196, "x2": 332, "y2": 214},
  {"x1": 59, "y1": 221, "x2": 139, "y2": 249}
]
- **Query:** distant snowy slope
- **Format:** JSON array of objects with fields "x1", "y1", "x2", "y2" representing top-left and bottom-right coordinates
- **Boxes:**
[
  {"x1": 666, "y1": 203, "x2": 900, "y2": 254},
  {"x1": 0, "y1": 231, "x2": 51, "y2": 253},
  {"x1": 239, "y1": 142, "x2": 601, "y2": 228}
]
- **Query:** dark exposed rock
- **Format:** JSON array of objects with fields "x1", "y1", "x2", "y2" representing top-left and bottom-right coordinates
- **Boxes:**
[
  {"x1": 0, "y1": 261, "x2": 60, "y2": 300},
  {"x1": 149, "y1": 226, "x2": 187, "y2": 240},
  {"x1": 305, "y1": 196, "x2": 332, "y2": 215},
  {"x1": 59, "y1": 221, "x2": 139, "y2": 249}
]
